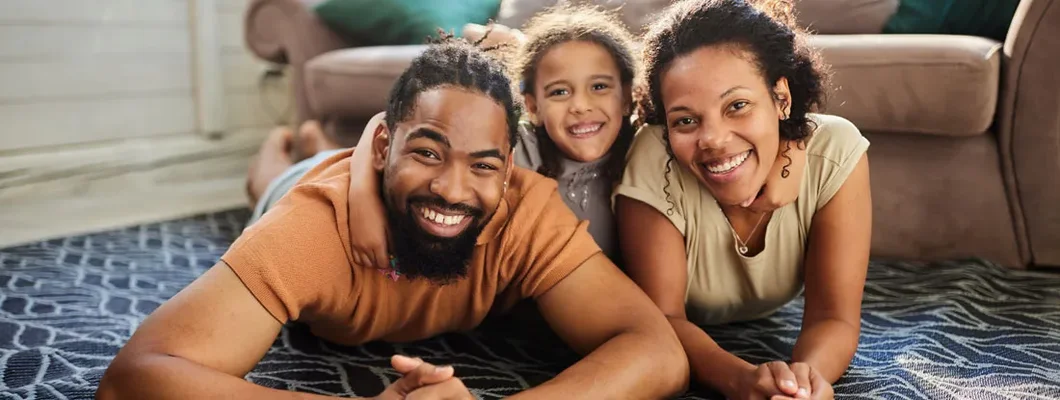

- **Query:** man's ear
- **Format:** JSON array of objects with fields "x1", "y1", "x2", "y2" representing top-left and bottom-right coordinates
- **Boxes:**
[
  {"x1": 622, "y1": 85, "x2": 633, "y2": 116},
  {"x1": 773, "y1": 77, "x2": 792, "y2": 118},
  {"x1": 523, "y1": 94, "x2": 540, "y2": 125},
  {"x1": 503, "y1": 151, "x2": 514, "y2": 194},
  {"x1": 506, "y1": 152, "x2": 514, "y2": 178},
  {"x1": 371, "y1": 123, "x2": 391, "y2": 172}
]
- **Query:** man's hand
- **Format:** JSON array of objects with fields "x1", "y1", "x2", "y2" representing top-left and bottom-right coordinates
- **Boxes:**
[
  {"x1": 736, "y1": 361, "x2": 833, "y2": 400},
  {"x1": 374, "y1": 355, "x2": 473, "y2": 400}
]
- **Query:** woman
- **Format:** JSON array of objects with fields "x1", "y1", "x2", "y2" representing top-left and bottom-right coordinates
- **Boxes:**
[{"x1": 614, "y1": 0, "x2": 871, "y2": 399}]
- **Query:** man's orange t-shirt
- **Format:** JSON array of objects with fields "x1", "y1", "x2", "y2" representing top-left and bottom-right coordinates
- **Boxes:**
[{"x1": 221, "y1": 149, "x2": 602, "y2": 345}]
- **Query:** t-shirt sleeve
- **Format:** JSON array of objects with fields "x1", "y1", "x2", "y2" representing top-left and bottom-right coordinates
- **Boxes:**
[
  {"x1": 506, "y1": 181, "x2": 603, "y2": 299},
  {"x1": 808, "y1": 115, "x2": 871, "y2": 210},
  {"x1": 611, "y1": 125, "x2": 688, "y2": 235},
  {"x1": 222, "y1": 181, "x2": 355, "y2": 324}
]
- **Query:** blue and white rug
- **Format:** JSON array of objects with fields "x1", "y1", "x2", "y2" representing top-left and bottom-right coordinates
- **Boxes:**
[{"x1": 0, "y1": 210, "x2": 1058, "y2": 399}]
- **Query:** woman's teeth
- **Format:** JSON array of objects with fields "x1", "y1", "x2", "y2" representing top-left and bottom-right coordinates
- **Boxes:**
[
  {"x1": 704, "y1": 150, "x2": 751, "y2": 174},
  {"x1": 568, "y1": 123, "x2": 602, "y2": 136},
  {"x1": 421, "y1": 207, "x2": 466, "y2": 226}
]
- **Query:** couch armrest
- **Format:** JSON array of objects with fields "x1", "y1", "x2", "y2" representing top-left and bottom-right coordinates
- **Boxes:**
[
  {"x1": 245, "y1": 0, "x2": 355, "y2": 123},
  {"x1": 998, "y1": 0, "x2": 1060, "y2": 267}
]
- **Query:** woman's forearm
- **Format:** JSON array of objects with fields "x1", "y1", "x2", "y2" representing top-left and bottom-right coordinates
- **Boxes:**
[
  {"x1": 792, "y1": 318, "x2": 860, "y2": 382},
  {"x1": 669, "y1": 317, "x2": 755, "y2": 399}
]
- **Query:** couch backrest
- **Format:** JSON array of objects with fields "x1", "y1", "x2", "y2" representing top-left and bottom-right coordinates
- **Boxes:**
[{"x1": 496, "y1": 0, "x2": 899, "y2": 35}]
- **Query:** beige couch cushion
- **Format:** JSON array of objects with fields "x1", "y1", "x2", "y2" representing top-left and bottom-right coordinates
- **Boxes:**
[
  {"x1": 305, "y1": 45, "x2": 428, "y2": 119},
  {"x1": 814, "y1": 34, "x2": 1001, "y2": 136}
]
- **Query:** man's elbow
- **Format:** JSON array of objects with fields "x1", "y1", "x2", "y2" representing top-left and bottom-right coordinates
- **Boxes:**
[
  {"x1": 657, "y1": 328, "x2": 691, "y2": 396},
  {"x1": 631, "y1": 321, "x2": 689, "y2": 397},
  {"x1": 96, "y1": 356, "x2": 130, "y2": 400},
  {"x1": 96, "y1": 351, "x2": 155, "y2": 399}
]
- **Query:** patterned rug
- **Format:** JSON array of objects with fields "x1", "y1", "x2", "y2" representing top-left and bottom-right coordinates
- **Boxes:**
[{"x1": 1, "y1": 209, "x2": 1058, "y2": 399}]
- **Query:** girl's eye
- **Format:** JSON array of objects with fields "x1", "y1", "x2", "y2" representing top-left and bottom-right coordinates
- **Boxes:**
[
  {"x1": 592, "y1": 83, "x2": 609, "y2": 91},
  {"x1": 729, "y1": 101, "x2": 749, "y2": 111},
  {"x1": 548, "y1": 88, "x2": 569, "y2": 97},
  {"x1": 414, "y1": 149, "x2": 439, "y2": 159}
]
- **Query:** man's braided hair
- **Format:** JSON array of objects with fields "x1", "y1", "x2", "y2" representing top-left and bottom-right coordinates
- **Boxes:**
[{"x1": 385, "y1": 30, "x2": 522, "y2": 149}]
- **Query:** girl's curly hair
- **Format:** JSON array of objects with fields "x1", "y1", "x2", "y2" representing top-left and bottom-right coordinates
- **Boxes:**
[{"x1": 514, "y1": 4, "x2": 641, "y2": 181}]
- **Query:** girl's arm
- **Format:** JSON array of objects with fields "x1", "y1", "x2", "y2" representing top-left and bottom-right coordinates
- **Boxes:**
[{"x1": 346, "y1": 112, "x2": 391, "y2": 270}]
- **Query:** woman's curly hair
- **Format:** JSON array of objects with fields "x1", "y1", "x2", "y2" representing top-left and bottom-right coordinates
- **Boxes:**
[
  {"x1": 638, "y1": 0, "x2": 830, "y2": 142},
  {"x1": 635, "y1": 0, "x2": 831, "y2": 213}
]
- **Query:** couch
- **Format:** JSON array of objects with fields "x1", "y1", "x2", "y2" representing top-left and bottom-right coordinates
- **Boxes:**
[{"x1": 244, "y1": 0, "x2": 1060, "y2": 268}]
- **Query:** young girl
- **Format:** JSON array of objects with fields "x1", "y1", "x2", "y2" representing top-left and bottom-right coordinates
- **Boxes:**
[
  {"x1": 615, "y1": 0, "x2": 872, "y2": 399},
  {"x1": 331, "y1": 5, "x2": 807, "y2": 270}
]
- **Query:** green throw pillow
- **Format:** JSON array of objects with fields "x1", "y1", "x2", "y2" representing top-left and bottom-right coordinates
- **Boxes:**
[
  {"x1": 883, "y1": 0, "x2": 1020, "y2": 41},
  {"x1": 314, "y1": 0, "x2": 501, "y2": 46}
]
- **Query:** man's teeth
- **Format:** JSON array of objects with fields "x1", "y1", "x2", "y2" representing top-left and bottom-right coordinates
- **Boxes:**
[
  {"x1": 705, "y1": 151, "x2": 751, "y2": 174},
  {"x1": 569, "y1": 123, "x2": 602, "y2": 135},
  {"x1": 420, "y1": 207, "x2": 466, "y2": 226}
]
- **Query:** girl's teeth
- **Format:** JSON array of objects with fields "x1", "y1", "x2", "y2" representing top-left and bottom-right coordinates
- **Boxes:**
[{"x1": 570, "y1": 124, "x2": 601, "y2": 135}]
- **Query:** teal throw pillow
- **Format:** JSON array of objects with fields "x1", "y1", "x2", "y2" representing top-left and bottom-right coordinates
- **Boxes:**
[
  {"x1": 883, "y1": 0, "x2": 1021, "y2": 41},
  {"x1": 314, "y1": 0, "x2": 501, "y2": 46}
]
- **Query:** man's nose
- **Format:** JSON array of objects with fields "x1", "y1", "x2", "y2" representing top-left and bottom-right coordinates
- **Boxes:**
[{"x1": 429, "y1": 166, "x2": 474, "y2": 206}]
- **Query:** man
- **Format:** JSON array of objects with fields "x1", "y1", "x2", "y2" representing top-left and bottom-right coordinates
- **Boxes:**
[{"x1": 97, "y1": 40, "x2": 688, "y2": 399}]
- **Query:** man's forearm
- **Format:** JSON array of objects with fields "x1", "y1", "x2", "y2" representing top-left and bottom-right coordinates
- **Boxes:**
[
  {"x1": 97, "y1": 353, "x2": 357, "y2": 400},
  {"x1": 669, "y1": 317, "x2": 755, "y2": 399},
  {"x1": 509, "y1": 329, "x2": 688, "y2": 399},
  {"x1": 792, "y1": 318, "x2": 860, "y2": 382}
]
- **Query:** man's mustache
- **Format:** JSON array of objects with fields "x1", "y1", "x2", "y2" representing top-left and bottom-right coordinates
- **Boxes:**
[{"x1": 408, "y1": 195, "x2": 484, "y2": 218}]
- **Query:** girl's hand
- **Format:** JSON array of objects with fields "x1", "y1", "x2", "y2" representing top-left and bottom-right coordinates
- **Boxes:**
[{"x1": 746, "y1": 139, "x2": 806, "y2": 213}]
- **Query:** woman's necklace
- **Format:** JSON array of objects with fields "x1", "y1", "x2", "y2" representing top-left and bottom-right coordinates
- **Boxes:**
[{"x1": 721, "y1": 209, "x2": 767, "y2": 255}]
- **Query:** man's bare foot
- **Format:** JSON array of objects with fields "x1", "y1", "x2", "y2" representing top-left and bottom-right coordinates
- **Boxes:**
[
  {"x1": 462, "y1": 23, "x2": 526, "y2": 50},
  {"x1": 294, "y1": 120, "x2": 342, "y2": 161},
  {"x1": 246, "y1": 126, "x2": 295, "y2": 207}
]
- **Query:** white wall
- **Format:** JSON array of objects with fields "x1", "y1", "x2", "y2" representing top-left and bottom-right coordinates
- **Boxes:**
[
  {"x1": 0, "y1": 0, "x2": 289, "y2": 247},
  {"x1": 0, "y1": 0, "x2": 288, "y2": 152}
]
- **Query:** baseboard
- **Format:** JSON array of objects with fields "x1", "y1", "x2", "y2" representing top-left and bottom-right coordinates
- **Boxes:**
[{"x1": 0, "y1": 129, "x2": 267, "y2": 248}]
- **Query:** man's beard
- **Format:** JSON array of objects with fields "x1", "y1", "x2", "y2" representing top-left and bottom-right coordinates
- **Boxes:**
[{"x1": 386, "y1": 195, "x2": 485, "y2": 285}]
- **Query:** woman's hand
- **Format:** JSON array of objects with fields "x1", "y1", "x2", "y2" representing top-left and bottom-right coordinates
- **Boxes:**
[{"x1": 736, "y1": 361, "x2": 832, "y2": 400}]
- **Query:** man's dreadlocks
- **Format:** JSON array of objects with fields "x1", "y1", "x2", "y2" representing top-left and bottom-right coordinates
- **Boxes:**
[{"x1": 385, "y1": 30, "x2": 521, "y2": 149}]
